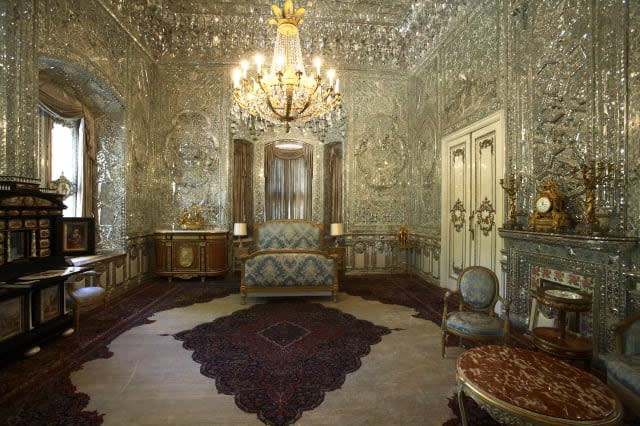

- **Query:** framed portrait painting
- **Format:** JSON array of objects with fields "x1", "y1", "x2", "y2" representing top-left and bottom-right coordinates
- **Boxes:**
[{"x1": 61, "y1": 217, "x2": 94, "y2": 255}]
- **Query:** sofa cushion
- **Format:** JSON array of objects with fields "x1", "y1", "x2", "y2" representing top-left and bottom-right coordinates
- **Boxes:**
[
  {"x1": 256, "y1": 222, "x2": 321, "y2": 250},
  {"x1": 445, "y1": 311, "x2": 506, "y2": 337},
  {"x1": 622, "y1": 319, "x2": 640, "y2": 356},
  {"x1": 603, "y1": 354, "x2": 640, "y2": 394},
  {"x1": 244, "y1": 253, "x2": 334, "y2": 287}
]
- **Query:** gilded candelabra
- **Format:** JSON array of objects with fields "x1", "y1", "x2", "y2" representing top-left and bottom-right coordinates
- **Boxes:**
[
  {"x1": 499, "y1": 174, "x2": 521, "y2": 229},
  {"x1": 573, "y1": 160, "x2": 613, "y2": 234}
]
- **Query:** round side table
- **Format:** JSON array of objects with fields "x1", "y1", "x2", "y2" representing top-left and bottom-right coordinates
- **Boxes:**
[
  {"x1": 456, "y1": 345, "x2": 622, "y2": 425},
  {"x1": 530, "y1": 287, "x2": 592, "y2": 361}
]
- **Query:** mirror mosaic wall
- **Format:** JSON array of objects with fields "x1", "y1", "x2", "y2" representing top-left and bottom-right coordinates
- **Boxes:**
[{"x1": 1, "y1": 0, "x2": 639, "y2": 316}]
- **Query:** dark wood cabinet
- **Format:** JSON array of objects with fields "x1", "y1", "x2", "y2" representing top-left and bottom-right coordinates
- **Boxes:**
[
  {"x1": 0, "y1": 178, "x2": 86, "y2": 360},
  {"x1": 153, "y1": 230, "x2": 228, "y2": 281}
]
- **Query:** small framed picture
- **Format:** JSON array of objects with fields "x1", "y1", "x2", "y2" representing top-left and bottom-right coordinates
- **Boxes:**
[{"x1": 61, "y1": 217, "x2": 94, "y2": 255}]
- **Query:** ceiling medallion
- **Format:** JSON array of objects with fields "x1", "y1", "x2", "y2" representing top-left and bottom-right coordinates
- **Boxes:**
[{"x1": 231, "y1": 0, "x2": 341, "y2": 133}]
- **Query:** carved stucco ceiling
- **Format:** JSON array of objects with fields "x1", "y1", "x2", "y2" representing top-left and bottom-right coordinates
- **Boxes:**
[
  {"x1": 162, "y1": 0, "x2": 416, "y2": 26},
  {"x1": 104, "y1": 0, "x2": 469, "y2": 70}
]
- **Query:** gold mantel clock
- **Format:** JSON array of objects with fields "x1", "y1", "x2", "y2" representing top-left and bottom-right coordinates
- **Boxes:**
[{"x1": 528, "y1": 178, "x2": 571, "y2": 232}]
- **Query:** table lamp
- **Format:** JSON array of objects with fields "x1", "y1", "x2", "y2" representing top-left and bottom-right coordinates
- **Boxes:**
[
  {"x1": 330, "y1": 223, "x2": 344, "y2": 247},
  {"x1": 233, "y1": 222, "x2": 248, "y2": 247}
]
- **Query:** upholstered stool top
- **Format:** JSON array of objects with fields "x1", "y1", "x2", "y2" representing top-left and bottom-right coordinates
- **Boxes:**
[
  {"x1": 71, "y1": 286, "x2": 105, "y2": 303},
  {"x1": 457, "y1": 345, "x2": 621, "y2": 423}
]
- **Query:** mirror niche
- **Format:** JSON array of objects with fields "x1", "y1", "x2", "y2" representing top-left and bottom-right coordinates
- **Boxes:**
[{"x1": 231, "y1": 137, "x2": 343, "y2": 235}]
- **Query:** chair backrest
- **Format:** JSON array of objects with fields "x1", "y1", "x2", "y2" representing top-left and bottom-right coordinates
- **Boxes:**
[
  {"x1": 255, "y1": 220, "x2": 323, "y2": 250},
  {"x1": 457, "y1": 266, "x2": 499, "y2": 311},
  {"x1": 621, "y1": 314, "x2": 640, "y2": 356}
]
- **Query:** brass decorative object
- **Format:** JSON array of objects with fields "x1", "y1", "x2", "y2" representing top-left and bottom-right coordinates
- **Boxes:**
[
  {"x1": 450, "y1": 199, "x2": 466, "y2": 232},
  {"x1": 397, "y1": 225, "x2": 409, "y2": 246},
  {"x1": 50, "y1": 172, "x2": 76, "y2": 198},
  {"x1": 572, "y1": 160, "x2": 613, "y2": 234},
  {"x1": 528, "y1": 178, "x2": 571, "y2": 232},
  {"x1": 475, "y1": 197, "x2": 496, "y2": 236},
  {"x1": 178, "y1": 203, "x2": 206, "y2": 230},
  {"x1": 499, "y1": 173, "x2": 521, "y2": 229}
]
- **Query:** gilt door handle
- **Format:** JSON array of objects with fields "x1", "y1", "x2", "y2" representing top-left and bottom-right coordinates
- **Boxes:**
[{"x1": 468, "y1": 210, "x2": 475, "y2": 241}]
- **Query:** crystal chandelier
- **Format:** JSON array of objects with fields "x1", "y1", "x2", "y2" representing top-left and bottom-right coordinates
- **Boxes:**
[{"x1": 231, "y1": 0, "x2": 341, "y2": 133}]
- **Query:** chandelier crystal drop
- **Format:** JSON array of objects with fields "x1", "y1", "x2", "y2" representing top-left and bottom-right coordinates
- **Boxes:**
[{"x1": 231, "y1": 0, "x2": 341, "y2": 133}]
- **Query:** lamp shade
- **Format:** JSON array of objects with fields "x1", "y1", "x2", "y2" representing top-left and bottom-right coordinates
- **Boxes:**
[
  {"x1": 233, "y1": 223, "x2": 248, "y2": 237},
  {"x1": 330, "y1": 223, "x2": 344, "y2": 236}
]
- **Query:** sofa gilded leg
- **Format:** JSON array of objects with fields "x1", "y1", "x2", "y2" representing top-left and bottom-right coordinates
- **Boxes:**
[{"x1": 240, "y1": 284, "x2": 247, "y2": 304}]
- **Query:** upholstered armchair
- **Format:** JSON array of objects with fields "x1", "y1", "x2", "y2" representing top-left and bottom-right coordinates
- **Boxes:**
[
  {"x1": 602, "y1": 311, "x2": 640, "y2": 417},
  {"x1": 441, "y1": 266, "x2": 510, "y2": 358}
]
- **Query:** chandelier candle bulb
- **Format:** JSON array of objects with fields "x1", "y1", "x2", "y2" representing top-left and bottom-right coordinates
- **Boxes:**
[
  {"x1": 232, "y1": 68, "x2": 241, "y2": 88},
  {"x1": 314, "y1": 57, "x2": 321, "y2": 76},
  {"x1": 335, "y1": 78, "x2": 340, "y2": 93},
  {"x1": 241, "y1": 60, "x2": 249, "y2": 78},
  {"x1": 255, "y1": 55, "x2": 263, "y2": 75},
  {"x1": 327, "y1": 69, "x2": 335, "y2": 87}
]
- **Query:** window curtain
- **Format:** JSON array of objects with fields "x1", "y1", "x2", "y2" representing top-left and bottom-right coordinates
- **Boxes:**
[
  {"x1": 38, "y1": 77, "x2": 95, "y2": 217},
  {"x1": 264, "y1": 142, "x2": 313, "y2": 220},
  {"x1": 326, "y1": 142, "x2": 343, "y2": 223},
  {"x1": 233, "y1": 140, "x2": 253, "y2": 225}
]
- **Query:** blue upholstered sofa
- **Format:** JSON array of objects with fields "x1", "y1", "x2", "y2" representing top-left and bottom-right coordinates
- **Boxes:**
[
  {"x1": 239, "y1": 220, "x2": 338, "y2": 304},
  {"x1": 602, "y1": 311, "x2": 640, "y2": 417}
]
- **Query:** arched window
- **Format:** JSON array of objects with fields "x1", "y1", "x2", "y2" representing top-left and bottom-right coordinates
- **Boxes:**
[
  {"x1": 264, "y1": 141, "x2": 313, "y2": 220},
  {"x1": 38, "y1": 76, "x2": 95, "y2": 218}
]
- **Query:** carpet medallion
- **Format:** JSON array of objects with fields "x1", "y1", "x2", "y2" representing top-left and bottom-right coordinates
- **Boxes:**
[{"x1": 174, "y1": 299, "x2": 392, "y2": 426}]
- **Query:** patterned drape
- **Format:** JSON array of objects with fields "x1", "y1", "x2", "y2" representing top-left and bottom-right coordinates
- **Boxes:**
[
  {"x1": 38, "y1": 77, "x2": 95, "y2": 218},
  {"x1": 233, "y1": 140, "x2": 254, "y2": 226},
  {"x1": 326, "y1": 142, "x2": 343, "y2": 223},
  {"x1": 264, "y1": 142, "x2": 313, "y2": 220}
]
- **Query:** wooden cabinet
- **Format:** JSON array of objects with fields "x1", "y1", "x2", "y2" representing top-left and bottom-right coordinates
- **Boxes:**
[
  {"x1": 0, "y1": 178, "x2": 86, "y2": 360},
  {"x1": 153, "y1": 230, "x2": 228, "y2": 281}
]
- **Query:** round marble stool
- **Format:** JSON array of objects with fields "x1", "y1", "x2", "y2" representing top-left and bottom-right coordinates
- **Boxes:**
[{"x1": 456, "y1": 345, "x2": 622, "y2": 425}]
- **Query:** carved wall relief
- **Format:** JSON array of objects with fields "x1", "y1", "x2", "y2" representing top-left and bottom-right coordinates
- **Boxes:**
[
  {"x1": 155, "y1": 64, "x2": 229, "y2": 230},
  {"x1": 628, "y1": 1, "x2": 640, "y2": 237},
  {"x1": 163, "y1": 110, "x2": 220, "y2": 227},
  {"x1": 347, "y1": 75, "x2": 409, "y2": 228},
  {"x1": 440, "y1": 5, "x2": 501, "y2": 134},
  {"x1": 354, "y1": 114, "x2": 407, "y2": 190}
]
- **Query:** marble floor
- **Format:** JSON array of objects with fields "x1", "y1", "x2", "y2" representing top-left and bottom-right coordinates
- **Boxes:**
[{"x1": 70, "y1": 292, "x2": 464, "y2": 425}]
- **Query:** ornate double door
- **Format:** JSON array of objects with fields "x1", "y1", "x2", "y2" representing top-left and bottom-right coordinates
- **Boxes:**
[{"x1": 440, "y1": 112, "x2": 505, "y2": 289}]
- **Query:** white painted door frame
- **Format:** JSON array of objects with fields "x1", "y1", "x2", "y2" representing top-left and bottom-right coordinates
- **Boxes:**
[{"x1": 440, "y1": 111, "x2": 505, "y2": 292}]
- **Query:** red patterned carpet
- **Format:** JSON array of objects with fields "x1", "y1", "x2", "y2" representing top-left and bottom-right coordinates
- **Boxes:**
[
  {"x1": 175, "y1": 300, "x2": 392, "y2": 426},
  {"x1": 0, "y1": 274, "x2": 636, "y2": 425}
]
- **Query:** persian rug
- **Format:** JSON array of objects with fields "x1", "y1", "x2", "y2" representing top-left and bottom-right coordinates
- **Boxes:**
[
  {"x1": 0, "y1": 278, "x2": 238, "y2": 425},
  {"x1": 174, "y1": 300, "x2": 392, "y2": 426}
]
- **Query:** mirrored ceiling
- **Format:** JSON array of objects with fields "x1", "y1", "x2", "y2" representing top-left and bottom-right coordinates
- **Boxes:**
[{"x1": 104, "y1": 0, "x2": 470, "y2": 70}]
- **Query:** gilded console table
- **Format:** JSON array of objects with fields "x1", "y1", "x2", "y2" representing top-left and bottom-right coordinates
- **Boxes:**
[
  {"x1": 153, "y1": 230, "x2": 228, "y2": 282},
  {"x1": 456, "y1": 345, "x2": 622, "y2": 425}
]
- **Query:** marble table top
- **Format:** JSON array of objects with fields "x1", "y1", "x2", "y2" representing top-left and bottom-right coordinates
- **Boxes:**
[{"x1": 457, "y1": 345, "x2": 620, "y2": 422}]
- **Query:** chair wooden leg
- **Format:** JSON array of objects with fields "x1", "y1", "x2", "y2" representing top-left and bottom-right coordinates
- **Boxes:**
[
  {"x1": 442, "y1": 332, "x2": 447, "y2": 358},
  {"x1": 74, "y1": 305, "x2": 80, "y2": 331}
]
